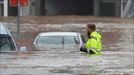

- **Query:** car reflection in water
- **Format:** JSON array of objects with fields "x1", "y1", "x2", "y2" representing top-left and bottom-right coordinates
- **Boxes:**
[{"x1": 33, "y1": 32, "x2": 85, "y2": 50}]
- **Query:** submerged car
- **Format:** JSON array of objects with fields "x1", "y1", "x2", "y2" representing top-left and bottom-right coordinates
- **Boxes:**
[
  {"x1": 33, "y1": 32, "x2": 85, "y2": 49},
  {"x1": 0, "y1": 22, "x2": 17, "y2": 51}
]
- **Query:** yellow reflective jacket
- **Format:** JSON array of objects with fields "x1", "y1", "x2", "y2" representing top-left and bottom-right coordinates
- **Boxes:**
[{"x1": 85, "y1": 31, "x2": 102, "y2": 54}]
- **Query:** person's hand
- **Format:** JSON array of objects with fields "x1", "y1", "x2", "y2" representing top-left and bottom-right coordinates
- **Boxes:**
[{"x1": 80, "y1": 45, "x2": 88, "y2": 53}]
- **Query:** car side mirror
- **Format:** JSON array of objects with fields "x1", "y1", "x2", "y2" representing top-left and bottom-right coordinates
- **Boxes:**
[{"x1": 19, "y1": 46, "x2": 27, "y2": 52}]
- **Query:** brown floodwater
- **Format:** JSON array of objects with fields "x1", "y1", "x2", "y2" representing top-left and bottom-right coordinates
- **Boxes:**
[{"x1": 0, "y1": 23, "x2": 134, "y2": 75}]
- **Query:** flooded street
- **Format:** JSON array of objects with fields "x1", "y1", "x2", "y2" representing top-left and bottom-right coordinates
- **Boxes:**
[{"x1": 0, "y1": 17, "x2": 134, "y2": 75}]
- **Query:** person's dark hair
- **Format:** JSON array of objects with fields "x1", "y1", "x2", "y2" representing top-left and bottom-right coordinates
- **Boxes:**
[
  {"x1": 87, "y1": 24, "x2": 96, "y2": 31},
  {"x1": 86, "y1": 24, "x2": 96, "y2": 38}
]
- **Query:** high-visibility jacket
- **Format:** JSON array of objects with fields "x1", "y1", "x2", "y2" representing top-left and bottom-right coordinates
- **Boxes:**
[{"x1": 85, "y1": 31, "x2": 102, "y2": 54}]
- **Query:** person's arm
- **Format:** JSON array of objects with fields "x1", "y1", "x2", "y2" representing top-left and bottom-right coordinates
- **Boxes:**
[
  {"x1": 85, "y1": 38, "x2": 98, "y2": 50},
  {"x1": 80, "y1": 46, "x2": 88, "y2": 53}
]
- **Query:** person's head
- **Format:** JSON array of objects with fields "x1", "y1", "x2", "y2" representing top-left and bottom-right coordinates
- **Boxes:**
[
  {"x1": 86, "y1": 24, "x2": 96, "y2": 33},
  {"x1": 86, "y1": 24, "x2": 96, "y2": 37}
]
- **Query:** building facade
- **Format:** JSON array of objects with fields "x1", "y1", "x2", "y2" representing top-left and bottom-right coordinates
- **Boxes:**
[{"x1": 0, "y1": 0, "x2": 134, "y2": 18}]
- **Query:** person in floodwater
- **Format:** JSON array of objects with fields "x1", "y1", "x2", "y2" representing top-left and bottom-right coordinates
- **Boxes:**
[{"x1": 80, "y1": 24, "x2": 102, "y2": 54}]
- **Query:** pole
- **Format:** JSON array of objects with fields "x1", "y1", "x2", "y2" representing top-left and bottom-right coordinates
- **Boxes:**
[
  {"x1": 69, "y1": 0, "x2": 72, "y2": 14},
  {"x1": 17, "y1": 0, "x2": 20, "y2": 40},
  {"x1": 4, "y1": 0, "x2": 8, "y2": 17}
]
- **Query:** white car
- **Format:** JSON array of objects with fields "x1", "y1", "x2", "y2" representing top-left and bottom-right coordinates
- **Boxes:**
[
  {"x1": 0, "y1": 22, "x2": 17, "y2": 51},
  {"x1": 33, "y1": 32, "x2": 85, "y2": 48}
]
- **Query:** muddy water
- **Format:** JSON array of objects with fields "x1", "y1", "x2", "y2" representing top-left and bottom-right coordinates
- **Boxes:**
[{"x1": 0, "y1": 23, "x2": 134, "y2": 75}]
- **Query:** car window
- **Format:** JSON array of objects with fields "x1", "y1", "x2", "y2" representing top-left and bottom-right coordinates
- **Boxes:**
[
  {"x1": 0, "y1": 35, "x2": 15, "y2": 51},
  {"x1": 36, "y1": 36, "x2": 80, "y2": 45},
  {"x1": 36, "y1": 36, "x2": 62, "y2": 45},
  {"x1": 64, "y1": 36, "x2": 79, "y2": 45}
]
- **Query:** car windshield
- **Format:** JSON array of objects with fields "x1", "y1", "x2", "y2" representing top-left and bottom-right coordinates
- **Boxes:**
[
  {"x1": 36, "y1": 36, "x2": 80, "y2": 45},
  {"x1": 0, "y1": 34, "x2": 15, "y2": 51}
]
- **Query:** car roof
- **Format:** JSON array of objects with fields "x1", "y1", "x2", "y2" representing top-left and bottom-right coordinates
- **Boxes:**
[
  {"x1": 0, "y1": 22, "x2": 10, "y2": 35},
  {"x1": 39, "y1": 32, "x2": 80, "y2": 36}
]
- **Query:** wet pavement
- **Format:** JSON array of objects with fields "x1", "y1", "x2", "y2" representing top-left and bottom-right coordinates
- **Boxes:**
[{"x1": 0, "y1": 19, "x2": 134, "y2": 75}]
